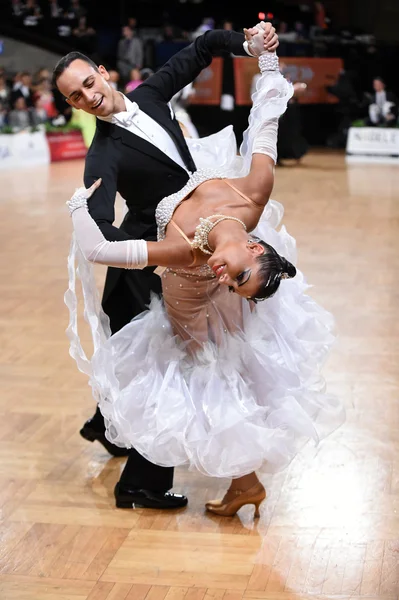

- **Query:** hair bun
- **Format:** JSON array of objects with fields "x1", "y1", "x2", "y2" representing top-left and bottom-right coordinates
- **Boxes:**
[{"x1": 280, "y1": 257, "x2": 296, "y2": 279}]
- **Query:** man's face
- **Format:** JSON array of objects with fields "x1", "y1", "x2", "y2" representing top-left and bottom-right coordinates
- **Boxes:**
[
  {"x1": 15, "y1": 97, "x2": 27, "y2": 110},
  {"x1": 373, "y1": 79, "x2": 384, "y2": 92},
  {"x1": 56, "y1": 59, "x2": 115, "y2": 117},
  {"x1": 21, "y1": 74, "x2": 31, "y2": 86}
]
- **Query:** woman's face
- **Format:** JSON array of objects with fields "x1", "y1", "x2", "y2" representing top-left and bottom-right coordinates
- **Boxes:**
[
  {"x1": 207, "y1": 240, "x2": 265, "y2": 299},
  {"x1": 130, "y1": 68, "x2": 141, "y2": 81}
]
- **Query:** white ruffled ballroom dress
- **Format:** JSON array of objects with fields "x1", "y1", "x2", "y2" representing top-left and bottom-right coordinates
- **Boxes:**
[{"x1": 65, "y1": 67, "x2": 345, "y2": 478}]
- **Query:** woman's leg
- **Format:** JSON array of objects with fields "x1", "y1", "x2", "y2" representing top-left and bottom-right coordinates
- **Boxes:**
[{"x1": 228, "y1": 471, "x2": 260, "y2": 492}]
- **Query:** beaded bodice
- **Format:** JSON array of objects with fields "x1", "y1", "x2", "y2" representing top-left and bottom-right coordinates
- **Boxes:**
[{"x1": 155, "y1": 168, "x2": 226, "y2": 241}]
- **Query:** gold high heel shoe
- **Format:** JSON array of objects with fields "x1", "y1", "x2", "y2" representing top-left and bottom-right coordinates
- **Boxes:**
[{"x1": 205, "y1": 482, "x2": 266, "y2": 518}]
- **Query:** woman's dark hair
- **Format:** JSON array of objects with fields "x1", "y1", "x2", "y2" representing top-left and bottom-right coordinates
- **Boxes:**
[
  {"x1": 251, "y1": 237, "x2": 296, "y2": 302},
  {"x1": 52, "y1": 51, "x2": 99, "y2": 88}
]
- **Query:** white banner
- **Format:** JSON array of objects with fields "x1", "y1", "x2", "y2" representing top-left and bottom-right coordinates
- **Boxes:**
[
  {"x1": 346, "y1": 127, "x2": 399, "y2": 157},
  {"x1": 0, "y1": 129, "x2": 50, "y2": 170}
]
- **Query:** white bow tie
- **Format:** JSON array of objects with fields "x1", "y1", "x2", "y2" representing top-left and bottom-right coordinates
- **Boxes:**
[{"x1": 115, "y1": 101, "x2": 139, "y2": 126}]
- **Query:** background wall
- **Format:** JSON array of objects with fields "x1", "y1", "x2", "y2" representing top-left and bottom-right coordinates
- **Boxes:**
[{"x1": 0, "y1": 36, "x2": 62, "y2": 73}]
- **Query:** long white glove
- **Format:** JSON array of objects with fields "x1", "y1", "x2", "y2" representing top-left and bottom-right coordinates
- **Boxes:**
[
  {"x1": 252, "y1": 116, "x2": 279, "y2": 164},
  {"x1": 251, "y1": 51, "x2": 280, "y2": 164},
  {"x1": 66, "y1": 180, "x2": 148, "y2": 269},
  {"x1": 245, "y1": 27, "x2": 292, "y2": 165}
]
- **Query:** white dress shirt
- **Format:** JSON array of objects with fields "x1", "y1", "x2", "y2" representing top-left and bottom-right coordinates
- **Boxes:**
[
  {"x1": 98, "y1": 94, "x2": 189, "y2": 172},
  {"x1": 376, "y1": 90, "x2": 387, "y2": 110}
]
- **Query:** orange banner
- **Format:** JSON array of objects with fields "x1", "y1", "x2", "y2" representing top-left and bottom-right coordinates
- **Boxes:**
[
  {"x1": 234, "y1": 57, "x2": 343, "y2": 105},
  {"x1": 190, "y1": 57, "x2": 223, "y2": 106}
]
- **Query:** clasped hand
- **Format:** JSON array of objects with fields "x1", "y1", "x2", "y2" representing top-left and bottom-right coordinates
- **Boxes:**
[{"x1": 244, "y1": 21, "x2": 279, "y2": 56}]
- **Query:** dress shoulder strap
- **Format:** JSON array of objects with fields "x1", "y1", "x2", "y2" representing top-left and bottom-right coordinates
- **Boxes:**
[
  {"x1": 169, "y1": 220, "x2": 197, "y2": 267},
  {"x1": 169, "y1": 219, "x2": 192, "y2": 246},
  {"x1": 223, "y1": 179, "x2": 263, "y2": 210}
]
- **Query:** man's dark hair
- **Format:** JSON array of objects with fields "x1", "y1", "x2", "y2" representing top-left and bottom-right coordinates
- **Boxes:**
[
  {"x1": 251, "y1": 238, "x2": 296, "y2": 302},
  {"x1": 52, "y1": 51, "x2": 99, "y2": 89}
]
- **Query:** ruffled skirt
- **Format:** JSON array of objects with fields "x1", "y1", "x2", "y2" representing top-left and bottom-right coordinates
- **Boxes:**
[{"x1": 90, "y1": 200, "x2": 344, "y2": 478}]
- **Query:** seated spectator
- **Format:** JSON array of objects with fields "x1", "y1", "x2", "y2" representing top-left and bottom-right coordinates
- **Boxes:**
[
  {"x1": 31, "y1": 95, "x2": 49, "y2": 126},
  {"x1": 0, "y1": 74, "x2": 11, "y2": 110},
  {"x1": 127, "y1": 16, "x2": 139, "y2": 34},
  {"x1": 0, "y1": 101, "x2": 7, "y2": 129},
  {"x1": 124, "y1": 67, "x2": 143, "y2": 93},
  {"x1": 140, "y1": 68, "x2": 154, "y2": 82},
  {"x1": 191, "y1": 17, "x2": 215, "y2": 40},
  {"x1": 51, "y1": 84, "x2": 72, "y2": 125},
  {"x1": 32, "y1": 67, "x2": 50, "y2": 93},
  {"x1": 64, "y1": 0, "x2": 87, "y2": 22},
  {"x1": 277, "y1": 21, "x2": 297, "y2": 42},
  {"x1": 11, "y1": 0, "x2": 25, "y2": 17},
  {"x1": 8, "y1": 96, "x2": 31, "y2": 131},
  {"x1": 23, "y1": 0, "x2": 42, "y2": 26},
  {"x1": 12, "y1": 71, "x2": 22, "y2": 91},
  {"x1": 108, "y1": 69, "x2": 120, "y2": 90},
  {"x1": 11, "y1": 71, "x2": 34, "y2": 108},
  {"x1": 161, "y1": 23, "x2": 180, "y2": 42},
  {"x1": 221, "y1": 19, "x2": 233, "y2": 31},
  {"x1": 46, "y1": 0, "x2": 63, "y2": 20},
  {"x1": 367, "y1": 77, "x2": 398, "y2": 127},
  {"x1": 314, "y1": 1, "x2": 327, "y2": 29},
  {"x1": 72, "y1": 15, "x2": 95, "y2": 37},
  {"x1": 294, "y1": 21, "x2": 309, "y2": 41},
  {"x1": 72, "y1": 16, "x2": 96, "y2": 53},
  {"x1": 33, "y1": 76, "x2": 57, "y2": 118}
]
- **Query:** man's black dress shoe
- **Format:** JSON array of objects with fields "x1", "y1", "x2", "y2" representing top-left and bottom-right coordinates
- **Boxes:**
[
  {"x1": 80, "y1": 419, "x2": 130, "y2": 457},
  {"x1": 114, "y1": 483, "x2": 188, "y2": 509}
]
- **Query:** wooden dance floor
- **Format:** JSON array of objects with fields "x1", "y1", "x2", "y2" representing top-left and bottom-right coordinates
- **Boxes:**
[{"x1": 0, "y1": 151, "x2": 398, "y2": 599}]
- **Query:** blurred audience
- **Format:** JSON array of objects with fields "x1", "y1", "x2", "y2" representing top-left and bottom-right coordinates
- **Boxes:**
[
  {"x1": 171, "y1": 82, "x2": 199, "y2": 138},
  {"x1": 191, "y1": 17, "x2": 215, "y2": 40},
  {"x1": 124, "y1": 67, "x2": 143, "y2": 93},
  {"x1": 108, "y1": 69, "x2": 120, "y2": 90},
  {"x1": 64, "y1": 0, "x2": 87, "y2": 22},
  {"x1": 72, "y1": 15, "x2": 96, "y2": 53},
  {"x1": 221, "y1": 19, "x2": 233, "y2": 31},
  {"x1": 276, "y1": 62, "x2": 309, "y2": 163},
  {"x1": 277, "y1": 21, "x2": 298, "y2": 43},
  {"x1": 366, "y1": 77, "x2": 398, "y2": 127},
  {"x1": 11, "y1": 72, "x2": 34, "y2": 108},
  {"x1": 47, "y1": 0, "x2": 63, "y2": 20},
  {"x1": 33, "y1": 73, "x2": 57, "y2": 119},
  {"x1": 326, "y1": 69, "x2": 360, "y2": 146},
  {"x1": 0, "y1": 75, "x2": 11, "y2": 110},
  {"x1": 31, "y1": 95, "x2": 49, "y2": 126},
  {"x1": 140, "y1": 68, "x2": 154, "y2": 82},
  {"x1": 22, "y1": 0, "x2": 42, "y2": 26},
  {"x1": 117, "y1": 25, "x2": 144, "y2": 82},
  {"x1": 8, "y1": 96, "x2": 31, "y2": 130},
  {"x1": 3, "y1": 1, "x2": 399, "y2": 144}
]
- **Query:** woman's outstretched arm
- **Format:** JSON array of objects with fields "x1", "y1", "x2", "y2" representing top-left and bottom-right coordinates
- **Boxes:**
[
  {"x1": 233, "y1": 36, "x2": 293, "y2": 206},
  {"x1": 68, "y1": 180, "x2": 191, "y2": 269}
]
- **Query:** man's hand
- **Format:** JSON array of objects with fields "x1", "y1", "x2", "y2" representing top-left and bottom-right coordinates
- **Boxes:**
[{"x1": 244, "y1": 21, "x2": 279, "y2": 56}]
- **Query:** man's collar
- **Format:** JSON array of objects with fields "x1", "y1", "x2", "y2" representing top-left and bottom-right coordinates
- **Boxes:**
[{"x1": 97, "y1": 93, "x2": 136, "y2": 123}]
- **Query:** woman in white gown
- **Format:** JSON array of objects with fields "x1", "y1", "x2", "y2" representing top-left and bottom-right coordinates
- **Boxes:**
[{"x1": 66, "y1": 45, "x2": 344, "y2": 517}]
